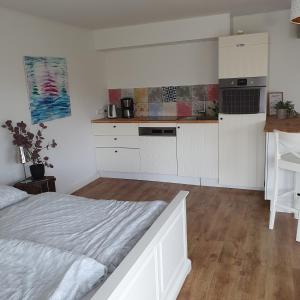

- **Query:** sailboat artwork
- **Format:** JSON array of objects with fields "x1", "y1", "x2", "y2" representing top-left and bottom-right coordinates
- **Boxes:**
[{"x1": 24, "y1": 56, "x2": 71, "y2": 124}]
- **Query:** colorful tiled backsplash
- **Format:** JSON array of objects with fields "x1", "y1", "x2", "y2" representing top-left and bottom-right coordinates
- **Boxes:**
[{"x1": 108, "y1": 84, "x2": 219, "y2": 117}]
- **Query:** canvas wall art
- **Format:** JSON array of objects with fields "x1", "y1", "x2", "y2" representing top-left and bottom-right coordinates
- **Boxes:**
[{"x1": 24, "y1": 56, "x2": 71, "y2": 124}]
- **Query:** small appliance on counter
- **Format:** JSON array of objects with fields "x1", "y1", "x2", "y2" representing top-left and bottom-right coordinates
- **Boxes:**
[
  {"x1": 121, "y1": 97, "x2": 134, "y2": 118},
  {"x1": 107, "y1": 104, "x2": 117, "y2": 118}
]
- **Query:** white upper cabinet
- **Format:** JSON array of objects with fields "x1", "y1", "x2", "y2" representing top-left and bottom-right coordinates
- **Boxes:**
[
  {"x1": 177, "y1": 124, "x2": 218, "y2": 179},
  {"x1": 218, "y1": 33, "x2": 269, "y2": 79}
]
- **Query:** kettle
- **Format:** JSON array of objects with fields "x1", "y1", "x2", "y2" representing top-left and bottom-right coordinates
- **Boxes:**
[{"x1": 107, "y1": 104, "x2": 117, "y2": 118}]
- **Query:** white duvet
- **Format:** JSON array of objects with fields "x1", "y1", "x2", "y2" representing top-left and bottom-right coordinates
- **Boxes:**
[
  {"x1": 0, "y1": 192, "x2": 167, "y2": 273},
  {"x1": 0, "y1": 238, "x2": 107, "y2": 300}
]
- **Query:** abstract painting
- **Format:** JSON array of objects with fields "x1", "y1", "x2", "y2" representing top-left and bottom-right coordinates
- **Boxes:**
[{"x1": 24, "y1": 56, "x2": 71, "y2": 124}]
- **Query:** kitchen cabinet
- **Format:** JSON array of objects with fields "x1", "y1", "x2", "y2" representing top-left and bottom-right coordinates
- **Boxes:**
[
  {"x1": 92, "y1": 123, "x2": 138, "y2": 136},
  {"x1": 218, "y1": 113, "x2": 265, "y2": 189},
  {"x1": 219, "y1": 32, "x2": 268, "y2": 79},
  {"x1": 177, "y1": 124, "x2": 218, "y2": 179},
  {"x1": 95, "y1": 148, "x2": 140, "y2": 173},
  {"x1": 140, "y1": 136, "x2": 177, "y2": 175},
  {"x1": 93, "y1": 122, "x2": 140, "y2": 173}
]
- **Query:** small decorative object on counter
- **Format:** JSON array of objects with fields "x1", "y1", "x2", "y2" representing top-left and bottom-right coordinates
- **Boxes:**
[
  {"x1": 2, "y1": 120, "x2": 57, "y2": 180},
  {"x1": 274, "y1": 100, "x2": 296, "y2": 119},
  {"x1": 268, "y1": 92, "x2": 283, "y2": 116}
]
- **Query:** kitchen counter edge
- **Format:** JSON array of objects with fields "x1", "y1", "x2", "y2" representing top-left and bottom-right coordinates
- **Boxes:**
[
  {"x1": 91, "y1": 118, "x2": 219, "y2": 124},
  {"x1": 264, "y1": 116, "x2": 300, "y2": 133}
]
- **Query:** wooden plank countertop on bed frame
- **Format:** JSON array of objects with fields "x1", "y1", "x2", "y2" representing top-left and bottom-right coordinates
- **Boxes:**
[{"x1": 91, "y1": 191, "x2": 191, "y2": 300}]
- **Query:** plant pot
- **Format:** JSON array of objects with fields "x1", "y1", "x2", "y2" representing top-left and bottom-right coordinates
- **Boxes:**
[
  {"x1": 277, "y1": 109, "x2": 288, "y2": 119},
  {"x1": 30, "y1": 164, "x2": 45, "y2": 180}
]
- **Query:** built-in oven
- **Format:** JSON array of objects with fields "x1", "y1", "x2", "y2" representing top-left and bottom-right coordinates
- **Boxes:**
[{"x1": 219, "y1": 77, "x2": 267, "y2": 114}]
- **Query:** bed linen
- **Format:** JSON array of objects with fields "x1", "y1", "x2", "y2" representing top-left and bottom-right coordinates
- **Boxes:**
[
  {"x1": 0, "y1": 238, "x2": 107, "y2": 300},
  {"x1": 0, "y1": 185, "x2": 28, "y2": 209},
  {"x1": 0, "y1": 192, "x2": 167, "y2": 273}
]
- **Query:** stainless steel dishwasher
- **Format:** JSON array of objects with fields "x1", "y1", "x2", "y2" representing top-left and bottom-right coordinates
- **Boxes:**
[{"x1": 139, "y1": 127, "x2": 178, "y2": 175}]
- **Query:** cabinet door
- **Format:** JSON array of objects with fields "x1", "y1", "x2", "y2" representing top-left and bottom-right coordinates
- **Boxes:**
[
  {"x1": 177, "y1": 124, "x2": 218, "y2": 179},
  {"x1": 140, "y1": 137, "x2": 177, "y2": 175},
  {"x1": 92, "y1": 123, "x2": 138, "y2": 136},
  {"x1": 219, "y1": 33, "x2": 268, "y2": 79},
  {"x1": 219, "y1": 113, "x2": 266, "y2": 189},
  {"x1": 96, "y1": 148, "x2": 140, "y2": 173}
]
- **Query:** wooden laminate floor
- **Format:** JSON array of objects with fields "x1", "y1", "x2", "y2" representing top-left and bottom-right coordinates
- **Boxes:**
[{"x1": 74, "y1": 178, "x2": 300, "y2": 300}]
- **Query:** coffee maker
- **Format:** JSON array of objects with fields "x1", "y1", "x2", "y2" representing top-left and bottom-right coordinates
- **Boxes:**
[{"x1": 121, "y1": 97, "x2": 134, "y2": 118}]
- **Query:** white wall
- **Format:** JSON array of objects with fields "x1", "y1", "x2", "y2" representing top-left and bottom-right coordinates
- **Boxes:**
[
  {"x1": 233, "y1": 10, "x2": 300, "y2": 111},
  {"x1": 105, "y1": 40, "x2": 218, "y2": 88},
  {"x1": 0, "y1": 7, "x2": 106, "y2": 192},
  {"x1": 93, "y1": 14, "x2": 230, "y2": 50}
]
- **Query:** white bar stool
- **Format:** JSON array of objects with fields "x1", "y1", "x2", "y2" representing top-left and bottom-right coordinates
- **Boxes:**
[{"x1": 269, "y1": 130, "x2": 300, "y2": 242}]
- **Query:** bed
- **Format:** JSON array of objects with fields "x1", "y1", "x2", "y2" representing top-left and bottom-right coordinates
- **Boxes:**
[{"x1": 0, "y1": 187, "x2": 191, "y2": 300}]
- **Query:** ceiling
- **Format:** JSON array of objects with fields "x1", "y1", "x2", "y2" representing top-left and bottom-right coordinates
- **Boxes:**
[{"x1": 0, "y1": 0, "x2": 291, "y2": 29}]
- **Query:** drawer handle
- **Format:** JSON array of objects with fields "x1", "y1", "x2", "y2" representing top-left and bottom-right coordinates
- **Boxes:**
[
  {"x1": 177, "y1": 126, "x2": 180, "y2": 129},
  {"x1": 113, "y1": 125, "x2": 117, "y2": 128},
  {"x1": 236, "y1": 43, "x2": 245, "y2": 47},
  {"x1": 114, "y1": 150, "x2": 118, "y2": 153},
  {"x1": 114, "y1": 138, "x2": 118, "y2": 141}
]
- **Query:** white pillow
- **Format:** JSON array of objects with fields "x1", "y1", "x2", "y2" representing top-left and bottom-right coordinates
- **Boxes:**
[{"x1": 0, "y1": 185, "x2": 28, "y2": 209}]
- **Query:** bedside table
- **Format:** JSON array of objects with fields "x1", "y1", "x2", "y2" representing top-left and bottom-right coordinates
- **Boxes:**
[{"x1": 14, "y1": 176, "x2": 56, "y2": 195}]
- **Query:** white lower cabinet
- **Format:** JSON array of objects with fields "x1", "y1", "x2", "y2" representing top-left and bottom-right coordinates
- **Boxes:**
[
  {"x1": 177, "y1": 124, "x2": 218, "y2": 179},
  {"x1": 96, "y1": 148, "x2": 140, "y2": 173},
  {"x1": 140, "y1": 136, "x2": 177, "y2": 175},
  {"x1": 218, "y1": 113, "x2": 265, "y2": 189}
]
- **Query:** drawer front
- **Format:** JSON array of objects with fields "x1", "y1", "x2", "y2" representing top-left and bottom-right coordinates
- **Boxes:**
[
  {"x1": 94, "y1": 136, "x2": 139, "y2": 148},
  {"x1": 92, "y1": 123, "x2": 138, "y2": 136},
  {"x1": 96, "y1": 148, "x2": 140, "y2": 173}
]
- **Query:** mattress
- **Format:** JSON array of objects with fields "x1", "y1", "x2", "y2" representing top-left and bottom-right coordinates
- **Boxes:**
[{"x1": 0, "y1": 192, "x2": 167, "y2": 273}]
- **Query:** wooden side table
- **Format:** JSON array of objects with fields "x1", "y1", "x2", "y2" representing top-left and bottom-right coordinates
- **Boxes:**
[{"x1": 14, "y1": 176, "x2": 56, "y2": 195}]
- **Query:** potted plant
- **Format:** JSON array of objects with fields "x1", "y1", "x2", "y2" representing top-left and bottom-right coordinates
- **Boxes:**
[
  {"x1": 274, "y1": 100, "x2": 296, "y2": 119},
  {"x1": 1, "y1": 120, "x2": 57, "y2": 180}
]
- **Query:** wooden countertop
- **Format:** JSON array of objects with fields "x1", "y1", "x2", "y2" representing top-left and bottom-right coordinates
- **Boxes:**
[
  {"x1": 92, "y1": 117, "x2": 219, "y2": 124},
  {"x1": 264, "y1": 115, "x2": 300, "y2": 133}
]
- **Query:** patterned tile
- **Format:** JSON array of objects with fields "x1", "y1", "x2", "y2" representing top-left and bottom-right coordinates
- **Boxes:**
[
  {"x1": 108, "y1": 89, "x2": 121, "y2": 106},
  {"x1": 207, "y1": 84, "x2": 219, "y2": 102},
  {"x1": 135, "y1": 102, "x2": 149, "y2": 117},
  {"x1": 176, "y1": 86, "x2": 192, "y2": 101},
  {"x1": 121, "y1": 88, "x2": 134, "y2": 98},
  {"x1": 177, "y1": 101, "x2": 192, "y2": 117},
  {"x1": 191, "y1": 85, "x2": 207, "y2": 102},
  {"x1": 163, "y1": 102, "x2": 177, "y2": 116},
  {"x1": 161, "y1": 86, "x2": 176, "y2": 102},
  {"x1": 192, "y1": 101, "x2": 205, "y2": 114},
  {"x1": 149, "y1": 103, "x2": 164, "y2": 116},
  {"x1": 134, "y1": 88, "x2": 148, "y2": 103},
  {"x1": 148, "y1": 87, "x2": 162, "y2": 103}
]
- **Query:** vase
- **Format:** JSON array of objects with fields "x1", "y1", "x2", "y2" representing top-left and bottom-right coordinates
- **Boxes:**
[
  {"x1": 277, "y1": 109, "x2": 288, "y2": 119},
  {"x1": 30, "y1": 164, "x2": 45, "y2": 180}
]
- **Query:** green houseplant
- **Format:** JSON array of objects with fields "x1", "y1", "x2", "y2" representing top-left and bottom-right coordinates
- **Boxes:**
[
  {"x1": 2, "y1": 120, "x2": 57, "y2": 180},
  {"x1": 274, "y1": 100, "x2": 296, "y2": 119}
]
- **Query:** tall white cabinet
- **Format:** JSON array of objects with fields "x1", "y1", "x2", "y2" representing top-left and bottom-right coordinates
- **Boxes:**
[
  {"x1": 218, "y1": 33, "x2": 269, "y2": 79},
  {"x1": 218, "y1": 113, "x2": 266, "y2": 189}
]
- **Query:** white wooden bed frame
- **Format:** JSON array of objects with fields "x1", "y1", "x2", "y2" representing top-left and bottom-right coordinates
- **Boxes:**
[{"x1": 91, "y1": 191, "x2": 191, "y2": 300}]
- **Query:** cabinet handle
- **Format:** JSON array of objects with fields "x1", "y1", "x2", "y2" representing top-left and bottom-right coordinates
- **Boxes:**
[
  {"x1": 113, "y1": 125, "x2": 117, "y2": 128},
  {"x1": 236, "y1": 43, "x2": 245, "y2": 47},
  {"x1": 114, "y1": 138, "x2": 117, "y2": 140},
  {"x1": 114, "y1": 150, "x2": 118, "y2": 153},
  {"x1": 177, "y1": 126, "x2": 180, "y2": 129},
  {"x1": 220, "y1": 117, "x2": 223, "y2": 120}
]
